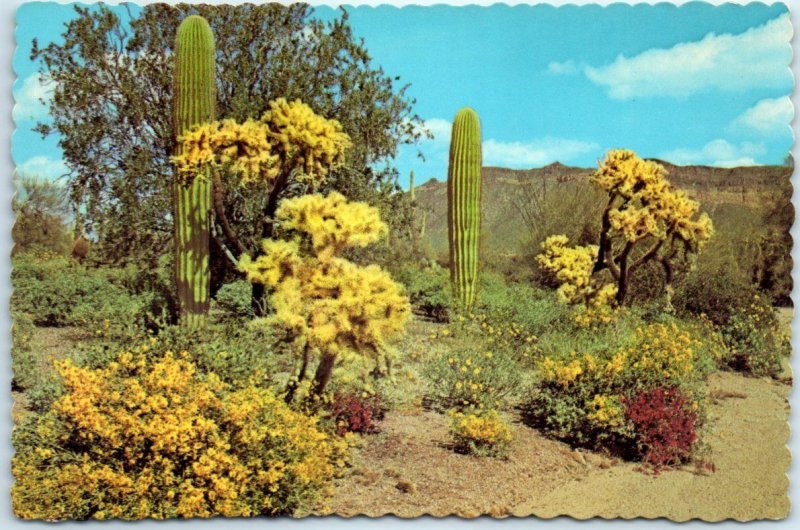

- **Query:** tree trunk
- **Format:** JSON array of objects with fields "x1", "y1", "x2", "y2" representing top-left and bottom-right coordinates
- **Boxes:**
[
  {"x1": 614, "y1": 241, "x2": 633, "y2": 305},
  {"x1": 251, "y1": 171, "x2": 291, "y2": 316},
  {"x1": 284, "y1": 344, "x2": 311, "y2": 403},
  {"x1": 659, "y1": 257, "x2": 675, "y2": 313},
  {"x1": 312, "y1": 352, "x2": 337, "y2": 396}
]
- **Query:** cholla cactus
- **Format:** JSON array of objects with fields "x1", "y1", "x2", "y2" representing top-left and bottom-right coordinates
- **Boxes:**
[
  {"x1": 593, "y1": 149, "x2": 713, "y2": 249},
  {"x1": 537, "y1": 235, "x2": 617, "y2": 307},
  {"x1": 238, "y1": 192, "x2": 410, "y2": 398},
  {"x1": 172, "y1": 98, "x2": 351, "y2": 188},
  {"x1": 541, "y1": 149, "x2": 713, "y2": 307},
  {"x1": 172, "y1": 97, "x2": 352, "y2": 315}
]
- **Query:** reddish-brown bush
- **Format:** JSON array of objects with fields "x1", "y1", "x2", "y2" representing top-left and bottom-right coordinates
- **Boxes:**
[
  {"x1": 624, "y1": 386, "x2": 699, "y2": 469},
  {"x1": 331, "y1": 392, "x2": 384, "y2": 436}
]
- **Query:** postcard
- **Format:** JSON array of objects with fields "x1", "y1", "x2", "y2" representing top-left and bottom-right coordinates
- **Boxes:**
[{"x1": 10, "y1": 1, "x2": 794, "y2": 521}]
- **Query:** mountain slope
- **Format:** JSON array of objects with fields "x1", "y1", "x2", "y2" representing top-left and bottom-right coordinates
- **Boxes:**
[{"x1": 413, "y1": 162, "x2": 792, "y2": 261}]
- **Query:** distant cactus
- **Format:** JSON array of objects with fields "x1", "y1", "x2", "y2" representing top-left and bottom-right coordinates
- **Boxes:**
[
  {"x1": 173, "y1": 15, "x2": 216, "y2": 326},
  {"x1": 447, "y1": 107, "x2": 482, "y2": 309}
]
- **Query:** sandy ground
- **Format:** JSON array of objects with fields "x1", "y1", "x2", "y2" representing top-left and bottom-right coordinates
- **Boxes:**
[{"x1": 325, "y1": 372, "x2": 790, "y2": 521}]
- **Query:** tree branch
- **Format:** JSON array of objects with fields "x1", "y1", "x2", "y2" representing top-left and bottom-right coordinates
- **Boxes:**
[
  {"x1": 211, "y1": 166, "x2": 247, "y2": 257},
  {"x1": 593, "y1": 192, "x2": 620, "y2": 274}
]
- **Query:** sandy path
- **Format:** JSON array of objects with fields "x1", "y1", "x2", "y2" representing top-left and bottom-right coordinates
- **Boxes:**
[
  {"x1": 324, "y1": 409, "x2": 598, "y2": 517},
  {"x1": 519, "y1": 372, "x2": 790, "y2": 521},
  {"x1": 325, "y1": 372, "x2": 790, "y2": 520}
]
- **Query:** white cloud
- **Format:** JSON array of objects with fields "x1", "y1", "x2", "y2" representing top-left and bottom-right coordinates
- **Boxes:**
[
  {"x1": 546, "y1": 60, "x2": 579, "y2": 76},
  {"x1": 586, "y1": 14, "x2": 792, "y2": 99},
  {"x1": 484, "y1": 137, "x2": 599, "y2": 168},
  {"x1": 13, "y1": 73, "x2": 52, "y2": 122},
  {"x1": 731, "y1": 96, "x2": 793, "y2": 135},
  {"x1": 422, "y1": 118, "x2": 452, "y2": 143},
  {"x1": 416, "y1": 117, "x2": 599, "y2": 168},
  {"x1": 16, "y1": 156, "x2": 69, "y2": 179},
  {"x1": 660, "y1": 139, "x2": 766, "y2": 167}
]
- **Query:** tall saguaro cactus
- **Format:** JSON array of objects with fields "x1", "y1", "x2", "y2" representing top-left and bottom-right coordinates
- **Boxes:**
[
  {"x1": 447, "y1": 107, "x2": 482, "y2": 310},
  {"x1": 173, "y1": 15, "x2": 216, "y2": 326}
]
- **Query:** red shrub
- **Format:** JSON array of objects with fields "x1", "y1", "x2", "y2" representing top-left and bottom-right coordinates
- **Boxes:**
[
  {"x1": 624, "y1": 386, "x2": 699, "y2": 468},
  {"x1": 331, "y1": 392, "x2": 384, "y2": 436}
]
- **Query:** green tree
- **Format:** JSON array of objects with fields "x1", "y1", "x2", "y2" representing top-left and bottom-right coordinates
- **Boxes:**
[
  {"x1": 12, "y1": 174, "x2": 72, "y2": 256},
  {"x1": 31, "y1": 3, "x2": 425, "y2": 281}
]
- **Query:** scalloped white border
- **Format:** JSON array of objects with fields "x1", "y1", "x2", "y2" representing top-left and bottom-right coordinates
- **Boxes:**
[{"x1": 3, "y1": 1, "x2": 797, "y2": 527}]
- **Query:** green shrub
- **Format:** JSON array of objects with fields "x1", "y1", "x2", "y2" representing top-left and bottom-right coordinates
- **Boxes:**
[
  {"x1": 73, "y1": 321, "x2": 294, "y2": 391},
  {"x1": 213, "y1": 280, "x2": 255, "y2": 320},
  {"x1": 11, "y1": 312, "x2": 66, "y2": 414},
  {"x1": 424, "y1": 347, "x2": 521, "y2": 412},
  {"x1": 719, "y1": 297, "x2": 787, "y2": 378},
  {"x1": 11, "y1": 254, "x2": 158, "y2": 332},
  {"x1": 473, "y1": 272, "x2": 571, "y2": 337},
  {"x1": 11, "y1": 312, "x2": 36, "y2": 391},
  {"x1": 674, "y1": 262, "x2": 760, "y2": 327},
  {"x1": 12, "y1": 347, "x2": 347, "y2": 520},
  {"x1": 395, "y1": 263, "x2": 453, "y2": 322}
]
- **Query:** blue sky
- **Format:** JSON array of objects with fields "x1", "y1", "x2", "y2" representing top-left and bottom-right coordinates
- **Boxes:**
[{"x1": 14, "y1": 2, "x2": 794, "y2": 190}]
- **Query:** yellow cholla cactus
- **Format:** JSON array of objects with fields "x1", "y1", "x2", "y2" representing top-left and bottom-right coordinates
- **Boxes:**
[
  {"x1": 594, "y1": 149, "x2": 714, "y2": 248},
  {"x1": 172, "y1": 98, "x2": 351, "y2": 187},
  {"x1": 538, "y1": 149, "x2": 713, "y2": 308},
  {"x1": 238, "y1": 193, "x2": 409, "y2": 393},
  {"x1": 263, "y1": 98, "x2": 352, "y2": 183},
  {"x1": 173, "y1": 118, "x2": 278, "y2": 185},
  {"x1": 537, "y1": 235, "x2": 617, "y2": 306},
  {"x1": 276, "y1": 191, "x2": 387, "y2": 261}
]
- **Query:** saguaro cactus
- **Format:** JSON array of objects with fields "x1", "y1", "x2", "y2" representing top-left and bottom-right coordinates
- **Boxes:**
[
  {"x1": 447, "y1": 107, "x2": 482, "y2": 309},
  {"x1": 173, "y1": 15, "x2": 216, "y2": 326}
]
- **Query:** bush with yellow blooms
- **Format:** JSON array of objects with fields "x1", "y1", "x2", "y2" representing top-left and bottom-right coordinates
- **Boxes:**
[
  {"x1": 12, "y1": 347, "x2": 347, "y2": 520},
  {"x1": 448, "y1": 409, "x2": 513, "y2": 458},
  {"x1": 238, "y1": 192, "x2": 410, "y2": 398},
  {"x1": 526, "y1": 319, "x2": 720, "y2": 461},
  {"x1": 424, "y1": 347, "x2": 521, "y2": 412}
]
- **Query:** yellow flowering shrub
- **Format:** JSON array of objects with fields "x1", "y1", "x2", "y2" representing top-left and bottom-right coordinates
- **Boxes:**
[
  {"x1": 527, "y1": 320, "x2": 718, "y2": 450},
  {"x1": 449, "y1": 409, "x2": 513, "y2": 457},
  {"x1": 12, "y1": 349, "x2": 347, "y2": 520},
  {"x1": 238, "y1": 192, "x2": 409, "y2": 396},
  {"x1": 573, "y1": 304, "x2": 619, "y2": 329},
  {"x1": 585, "y1": 394, "x2": 625, "y2": 429},
  {"x1": 719, "y1": 294, "x2": 787, "y2": 377},
  {"x1": 172, "y1": 98, "x2": 351, "y2": 186}
]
